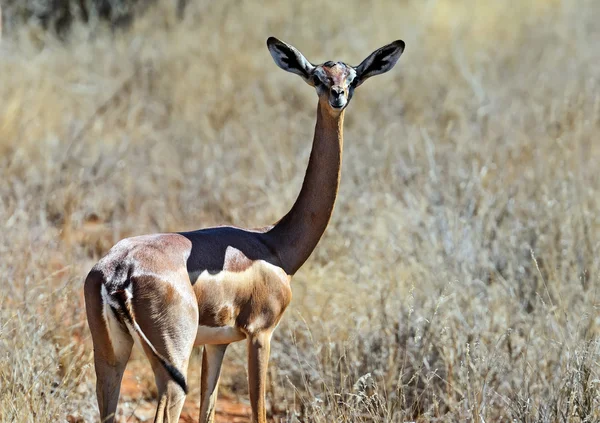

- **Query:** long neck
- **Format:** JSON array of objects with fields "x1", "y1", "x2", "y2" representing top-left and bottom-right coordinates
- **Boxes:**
[{"x1": 265, "y1": 102, "x2": 344, "y2": 275}]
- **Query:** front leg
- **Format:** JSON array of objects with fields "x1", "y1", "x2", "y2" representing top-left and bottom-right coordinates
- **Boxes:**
[
  {"x1": 199, "y1": 344, "x2": 228, "y2": 423},
  {"x1": 247, "y1": 331, "x2": 272, "y2": 423}
]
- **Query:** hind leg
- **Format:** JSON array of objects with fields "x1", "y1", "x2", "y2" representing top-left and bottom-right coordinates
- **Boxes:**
[
  {"x1": 143, "y1": 323, "x2": 195, "y2": 423},
  {"x1": 132, "y1": 277, "x2": 199, "y2": 423},
  {"x1": 142, "y1": 312, "x2": 196, "y2": 423},
  {"x1": 149, "y1": 354, "x2": 191, "y2": 423},
  {"x1": 85, "y1": 274, "x2": 134, "y2": 423},
  {"x1": 93, "y1": 347, "x2": 132, "y2": 422}
]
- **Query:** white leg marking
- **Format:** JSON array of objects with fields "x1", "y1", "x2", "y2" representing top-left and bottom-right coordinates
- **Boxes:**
[
  {"x1": 195, "y1": 325, "x2": 245, "y2": 345},
  {"x1": 246, "y1": 315, "x2": 266, "y2": 334}
]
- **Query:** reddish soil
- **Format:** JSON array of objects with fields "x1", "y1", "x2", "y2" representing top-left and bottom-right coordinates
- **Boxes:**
[{"x1": 119, "y1": 369, "x2": 251, "y2": 422}]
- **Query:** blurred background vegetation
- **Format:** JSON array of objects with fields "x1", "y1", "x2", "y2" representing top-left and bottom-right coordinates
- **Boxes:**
[
  {"x1": 1, "y1": 0, "x2": 183, "y2": 34},
  {"x1": 0, "y1": 0, "x2": 599, "y2": 422}
]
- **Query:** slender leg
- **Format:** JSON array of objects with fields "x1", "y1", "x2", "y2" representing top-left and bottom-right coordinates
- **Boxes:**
[
  {"x1": 199, "y1": 344, "x2": 228, "y2": 423},
  {"x1": 130, "y1": 277, "x2": 198, "y2": 423},
  {"x1": 93, "y1": 348, "x2": 132, "y2": 423},
  {"x1": 248, "y1": 332, "x2": 272, "y2": 423},
  {"x1": 142, "y1": 328, "x2": 195, "y2": 423},
  {"x1": 151, "y1": 356, "x2": 190, "y2": 423},
  {"x1": 85, "y1": 274, "x2": 134, "y2": 423}
]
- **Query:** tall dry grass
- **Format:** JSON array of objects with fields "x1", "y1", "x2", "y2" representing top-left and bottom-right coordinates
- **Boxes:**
[{"x1": 1, "y1": 0, "x2": 599, "y2": 421}]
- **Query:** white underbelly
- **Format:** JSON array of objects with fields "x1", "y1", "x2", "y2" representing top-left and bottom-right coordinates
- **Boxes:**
[{"x1": 194, "y1": 325, "x2": 246, "y2": 345}]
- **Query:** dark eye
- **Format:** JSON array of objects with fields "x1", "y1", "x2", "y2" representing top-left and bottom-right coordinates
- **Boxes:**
[{"x1": 312, "y1": 76, "x2": 322, "y2": 86}]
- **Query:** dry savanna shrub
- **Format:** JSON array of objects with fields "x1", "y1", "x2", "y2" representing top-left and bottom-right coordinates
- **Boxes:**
[{"x1": 1, "y1": 0, "x2": 153, "y2": 35}]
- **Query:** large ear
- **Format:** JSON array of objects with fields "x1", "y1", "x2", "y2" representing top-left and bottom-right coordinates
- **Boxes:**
[
  {"x1": 353, "y1": 40, "x2": 405, "y2": 87},
  {"x1": 267, "y1": 37, "x2": 314, "y2": 81}
]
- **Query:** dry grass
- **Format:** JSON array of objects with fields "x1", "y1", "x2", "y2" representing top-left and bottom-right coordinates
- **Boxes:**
[{"x1": 1, "y1": 0, "x2": 600, "y2": 421}]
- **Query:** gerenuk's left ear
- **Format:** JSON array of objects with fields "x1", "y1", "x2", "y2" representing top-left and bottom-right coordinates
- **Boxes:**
[
  {"x1": 267, "y1": 37, "x2": 315, "y2": 82},
  {"x1": 353, "y1": 40, "x2": 405, "y2": 88}
]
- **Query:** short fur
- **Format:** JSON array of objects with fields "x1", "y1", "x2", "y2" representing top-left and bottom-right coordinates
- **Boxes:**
[{"x1": 85, "y1": 36, "x2": 405, "y2": 423}]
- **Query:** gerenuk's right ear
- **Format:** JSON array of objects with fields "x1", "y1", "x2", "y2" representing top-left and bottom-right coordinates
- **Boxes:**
[{"x1": 267, "y1": 37, "x2": 315, "y2": 81}]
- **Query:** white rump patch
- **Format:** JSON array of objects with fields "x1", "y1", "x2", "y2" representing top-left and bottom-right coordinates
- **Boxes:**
[{"x1": 100, "y1": 285, "x2": 133, "y2": 359}]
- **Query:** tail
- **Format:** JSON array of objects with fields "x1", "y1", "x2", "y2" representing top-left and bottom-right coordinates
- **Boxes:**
[{"x1": 102, "y1": 280, "x2": 189, "y2": 394}]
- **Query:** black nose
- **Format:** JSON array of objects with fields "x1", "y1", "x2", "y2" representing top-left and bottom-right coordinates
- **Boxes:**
[{"x1": 331, "y1": 87, "x2": 343, "y2": 97}]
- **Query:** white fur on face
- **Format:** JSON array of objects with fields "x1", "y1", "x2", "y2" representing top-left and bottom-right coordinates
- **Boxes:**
[{"x1": 313, "y1": 63, "x2": 356, "y2": 110}]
